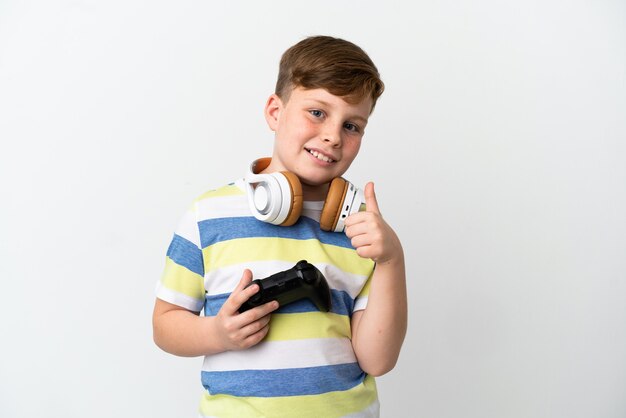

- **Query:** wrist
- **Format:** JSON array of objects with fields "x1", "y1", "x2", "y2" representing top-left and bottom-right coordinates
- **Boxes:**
[
  {"x1": 202, "y1": 316, "x2": 228, "y2": 355},
  {"x1": 376, "y1": 255, "x2": 404, "y2": 269},
  {"x1": 376, "y1": 243, "x2": 405, "y2": 267}
]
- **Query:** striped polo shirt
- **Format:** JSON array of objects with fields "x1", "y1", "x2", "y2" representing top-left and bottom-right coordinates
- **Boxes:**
[{"x1": 156, "y1": 179, "x2": 379, "y2": 418}]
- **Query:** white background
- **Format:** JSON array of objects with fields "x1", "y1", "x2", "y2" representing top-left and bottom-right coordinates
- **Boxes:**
[{"x1": 1, "y1": 1, "x2": 625, "y2": 417}]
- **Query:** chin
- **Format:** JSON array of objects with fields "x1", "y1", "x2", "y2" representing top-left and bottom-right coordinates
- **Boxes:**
[{"x1": 298, "y1": 167, "x2": 346, "y2": 187}]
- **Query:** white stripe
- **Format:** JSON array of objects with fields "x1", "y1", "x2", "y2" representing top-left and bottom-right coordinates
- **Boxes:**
[
  {"x1": 155, "y1": 282, "x2": 204, "y2": 312},
  {"x1": 204, "y1": 261, "x2": 369, "y2": 298},
  {"x1": 174, "y1": 208, "x2": 201, "y2": 246},
  {"x1": 233, "y1": 177, "x2": 247, "y2": 192},
  {"x1": 196, "y1": 194, "x2": 251, "y2": 221},
  {"x1": 319, "y1": 263, "x2": 369, "y2": 298},
  {"x1": 201, "y1": 338, "x2": 357, "y2": 372},
  {"x1": 194, "y1": 180, "x2": 341, "y2": 224},
  {"x1": 353, "y1": 296, "x2": 369, "y2": 312},
  {"x1": 301, "y1": 200, "x2": 323, "y2": 222},
  {"x1": 204, "y1": 260, "x2": 294, "y2": 295},
  {"x1": 197, "y1": 179, "x2": 252, "y2": 221}
]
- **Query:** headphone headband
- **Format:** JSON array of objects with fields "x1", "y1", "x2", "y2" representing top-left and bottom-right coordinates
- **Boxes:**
[{"x1": 245, "y1": 157, "x2": 272, "y2": 183}]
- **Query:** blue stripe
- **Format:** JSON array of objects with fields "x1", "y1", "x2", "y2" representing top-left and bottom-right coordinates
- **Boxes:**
[
  {"x1": 204, "y1": 289, "x2": 354, "y2": 317},
  {"x1": 198, "y1": 216, "x2": 353, "y2": 249},
  {"x1": 166, "y1": 234, "x2": 204, "y2": 276},
  {"x1": 201, "y1": 363, "x2": 366, "y2": 397}
]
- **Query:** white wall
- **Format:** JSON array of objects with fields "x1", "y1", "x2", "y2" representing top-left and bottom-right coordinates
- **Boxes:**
[{"x1": 1, "y1": 1, "x2": 625, "y2": 417}]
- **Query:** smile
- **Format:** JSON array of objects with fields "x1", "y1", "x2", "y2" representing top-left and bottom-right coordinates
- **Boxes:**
[{"x1": 306, "y1": 148, "x2": 335, "y2": 163}]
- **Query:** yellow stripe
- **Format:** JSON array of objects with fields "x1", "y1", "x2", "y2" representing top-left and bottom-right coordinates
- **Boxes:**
[
  {"x1": 199, "y1": 375, "x2": 377, "y2": 418},
  {"x1": 161, "y1": 257, "x2": 205, "y2": 300},
  {"x1": 195, "y1": 183, "x2": 244, "y2": 202},
  {"x1": 203, "y1": 237, "x2": 374, "y2": 277},
  {"x1": 265, "y1": 312, "x2": 350, "y2": 341}
]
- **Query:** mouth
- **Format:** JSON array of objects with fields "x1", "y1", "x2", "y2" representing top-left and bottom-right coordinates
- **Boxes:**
[{"x1": 305, "y1": 148, "x2": 336, "y2": 163}]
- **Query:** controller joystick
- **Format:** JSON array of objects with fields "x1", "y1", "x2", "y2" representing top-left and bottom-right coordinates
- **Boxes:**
[{"x1": 239, "y1": 260, "x2": 331, "y2": 313}]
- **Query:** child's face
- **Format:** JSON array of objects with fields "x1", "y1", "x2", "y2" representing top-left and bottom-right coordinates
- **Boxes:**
[{"x1": 264, "y1": 87, "x2": 372, "y2": 188}]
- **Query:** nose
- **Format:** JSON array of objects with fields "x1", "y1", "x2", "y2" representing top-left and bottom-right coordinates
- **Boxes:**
[{"x1": 322, "y1": 124, "x2": 343, "y2": 148}]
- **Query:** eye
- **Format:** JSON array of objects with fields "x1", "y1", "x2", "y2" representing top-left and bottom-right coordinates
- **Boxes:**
[
  {"x1": 309, "y1": 109, "x2": 324, "y2": 118},
  {"x1": 344, "y1": 122, "x2": 360, "y2": 133}
]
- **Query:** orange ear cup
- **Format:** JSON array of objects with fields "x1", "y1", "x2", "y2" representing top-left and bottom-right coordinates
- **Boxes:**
[
  {"x1": 320, "y1": 178, "x2": 349, "y2": 231},
  {"x1": 279, "y1": 171, "x2": 303, "y2": 226}
]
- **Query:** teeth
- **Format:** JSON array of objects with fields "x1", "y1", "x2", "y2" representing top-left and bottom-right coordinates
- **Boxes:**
[{"x1": 308, "y1": 149, "x2": 334, "y2": 163}]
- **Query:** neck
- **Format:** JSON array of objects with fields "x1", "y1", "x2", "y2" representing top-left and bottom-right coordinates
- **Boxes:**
[{"x1": 301, "y1": 182, "x2": 330, "y2": 201}]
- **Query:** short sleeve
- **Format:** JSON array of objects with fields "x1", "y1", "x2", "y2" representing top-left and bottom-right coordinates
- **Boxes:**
[
  {"x1": 155, "y1": 203, "x2": 206, "y2": 312},
  {"x1": 352, "y1": 266, "x2": 374, "y2": 313}
]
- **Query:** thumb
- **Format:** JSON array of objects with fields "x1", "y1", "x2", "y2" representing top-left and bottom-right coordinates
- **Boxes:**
[{"x1": 364, "y1": 182, "x2": 381, "y2": 215}]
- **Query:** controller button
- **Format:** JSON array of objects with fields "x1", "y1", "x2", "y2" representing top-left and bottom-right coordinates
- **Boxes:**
[{"x1": 303, "y1": 272, "x2": 318, "y2": 285}]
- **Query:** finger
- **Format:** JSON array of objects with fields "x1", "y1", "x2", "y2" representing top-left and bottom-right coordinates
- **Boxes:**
[
  {"x1": 344, "y1": 210, "x2": 371, "y2": 229},
  {"x1": 364, "y1": 182, "x2": 381, "y2": 215},
  {"x1": 237, "y1": 305, "x2": 276, "y2": 349},
  {"x1": 345, "y1": 209, "x2": 383, "y2": 233},
  {"x1": 225, "y1": 269, "x2": 258, "y2": 314},
  {"x1": 240, "y1": 313, "x2": 273, "y2": 339},
  {"x1": 240, "y1": 322, "x2": 271, "y2": 349},
  {"x1": 355, "y1": 245, "x2": 375, "y2": 260},
  {"x1": 239, "y1": 300, "x2": 280, "y2": 324},
  {"x1": 350, "y1": 233, "x2": 374, "y2": 250},
  {"x1": 345, "y1": 216, "x2": 374, "y2": 237},
  {"x1": 234, "y1": 269, "x2": 253, "y2": 292}
]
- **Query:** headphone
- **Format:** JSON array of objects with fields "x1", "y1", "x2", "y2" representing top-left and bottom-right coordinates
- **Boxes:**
[{"x1": 244, "y1": 158, "x2": 365, "y2": 232}]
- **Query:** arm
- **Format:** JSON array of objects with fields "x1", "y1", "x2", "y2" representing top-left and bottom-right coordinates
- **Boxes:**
[
  {"x1": 344, "y1": 182, "x2": 408, "y2": 376},
  {"x1": 152, "y1": 269, "x2": 279, "y2": 357}
]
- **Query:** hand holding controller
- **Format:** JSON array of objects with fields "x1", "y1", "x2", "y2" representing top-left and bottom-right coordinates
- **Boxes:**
[{"x1": 239, "y1": 260, "x2": 332, "y2": 313}]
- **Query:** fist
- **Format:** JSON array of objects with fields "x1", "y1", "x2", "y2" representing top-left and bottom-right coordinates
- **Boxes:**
[
  {"x1": 344, "y1": 182, "x2": 403, "y2": 264},
  {"x1": 214, "y1": 269, "x2": 279, "y2": 351}
]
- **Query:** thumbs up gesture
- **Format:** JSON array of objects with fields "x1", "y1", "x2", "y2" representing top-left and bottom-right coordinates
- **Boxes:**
[{"x1": 344, "y1": 182, "x2": 403, "y2": 264}]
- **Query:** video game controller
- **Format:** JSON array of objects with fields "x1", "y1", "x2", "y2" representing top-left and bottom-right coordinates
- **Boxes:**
[{"x1": 239, "y1": 260, "x2": 332, "y2": 313}]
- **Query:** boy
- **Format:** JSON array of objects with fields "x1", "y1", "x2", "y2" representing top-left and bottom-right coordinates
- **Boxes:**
[{"x1": 153, "y1": 35, "x2": 407, "y2": 417}]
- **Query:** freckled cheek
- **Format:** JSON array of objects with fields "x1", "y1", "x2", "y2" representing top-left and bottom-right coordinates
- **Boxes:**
[
  {"x1": 298, "y1": 118, "x2": 319, "y2": 134},
  {"x1": 283, "y1": 116, "x2": 314, "y2": 137},
  {"x1": 343, "y1": 141, "x2": 362, "y2": 161},
  {"x1": 280, "y1": 112, "x2": 307, "y2": 131}
]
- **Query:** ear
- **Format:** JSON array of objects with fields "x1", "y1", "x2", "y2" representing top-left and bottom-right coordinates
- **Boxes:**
[{"x1": 264, "y1": 94, "x2": 283, "y2": 132}]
